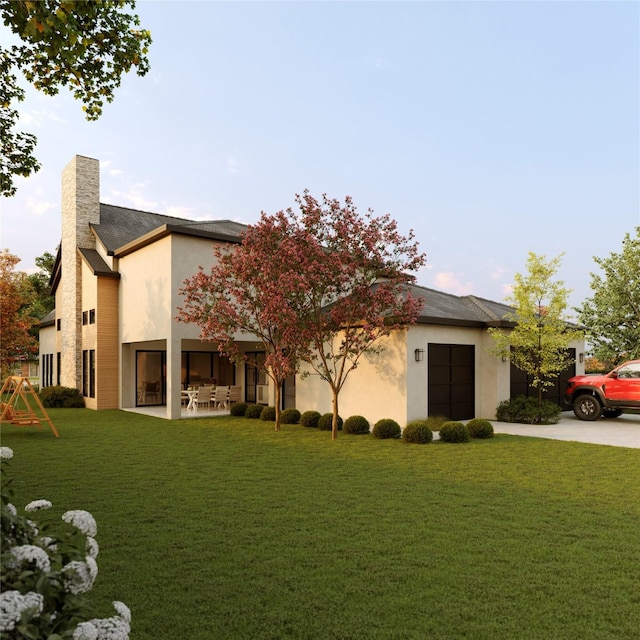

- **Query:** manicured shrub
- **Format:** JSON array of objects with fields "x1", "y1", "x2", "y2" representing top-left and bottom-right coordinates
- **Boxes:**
[
  {"x1": 343, "y1": 415, "x2": 370, "y2": 435},
  {"x1": 466, "y1": 418, "x2": 494, "y2": 439},
  {"x1": 280, "y1": 408, "x2": 301, "y2": 424},
  {"x1": 402, "y1": 420, "x2": 433, "y2": 444},
  {"x1": 38, "y1": 386, "x2": 84, "y2": 408},
  {"x1": 230, "y1": 402, "x2": 248, "y2": 416},
  {"x1": 300, "y1": 410, "x2": 321, "y2": 428},
  {"x1": 496, "y1": 395, "x2": 562, "y2": 424},
  {"x1": 260, "y1": 406, "x2": 276, "y2": 421},
  {"x1": 245, "y1": 404, "x2": 263, "y2": 419},
  {"x1": 372, "y1": 418, "x2": 401, "y2": 439},
  {"x1": 318, "y1": 413, "x2": 343, "y2": 431},
  {"x1": 439, "y1": 421, "x2": 470, "y2": 443}
]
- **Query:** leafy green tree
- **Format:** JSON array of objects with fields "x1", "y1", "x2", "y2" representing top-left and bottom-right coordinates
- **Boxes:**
[
  {"x1": 577, "y1": 227, "x2": 640, "y2": 366},
  {"x1": 25, "y1": 249, "x2": 56, "y2": 329},
  {"x1": 1, "y1": 0, "x2": 151, "y2": 197},
  {"x1": 488, "y1": 252, "x2": 583, "y2": 404}
]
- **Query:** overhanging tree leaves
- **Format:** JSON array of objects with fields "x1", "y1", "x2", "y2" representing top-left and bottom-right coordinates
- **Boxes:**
[
  {"x1": 576, "y1": 227, "x2": 640, "y2": 366},
  {"x1": 0, "y1": 249, "x2": 38, "y2": 378},
  {"x1": 488, "y1": 252, "x2": 583, "y2": 404},
  {"x1": 1, "y1": 0, "x2": 151, "y2": 197},
  {"x1": 25, "y1": 249, "x2": 56, "y2": 332}
]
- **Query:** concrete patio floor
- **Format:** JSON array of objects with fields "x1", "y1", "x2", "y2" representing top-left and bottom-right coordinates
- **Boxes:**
[{"x1": 123, "y1": 405, "x2": 230, "y2": 419}]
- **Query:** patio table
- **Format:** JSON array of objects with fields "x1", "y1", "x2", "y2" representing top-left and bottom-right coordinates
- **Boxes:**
[{"x1": 181, "y1": 389, "x2": 198, "y2": 411}]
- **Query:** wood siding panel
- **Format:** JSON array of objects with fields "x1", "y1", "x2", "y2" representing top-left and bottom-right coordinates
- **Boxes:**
[{"x1": 96, "y1": 277, "x2": 119, "y2": 409}]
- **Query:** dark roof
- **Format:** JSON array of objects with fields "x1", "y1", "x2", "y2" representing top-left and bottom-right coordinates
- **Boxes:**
[
  {"x1": 78, "y1": 248, "x2": 120, "y2": 278},
  {"x1": 409, "y1": 284, "x2": 515, "y2": 328},
  {"x1": 39, "y1": 309, "x2": 55, "y2": 327},
  {"x1": 92, "y1": 204, "x2": 247, "y2": 254}
]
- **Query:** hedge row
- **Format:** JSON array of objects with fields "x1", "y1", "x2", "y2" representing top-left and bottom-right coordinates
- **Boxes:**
[{"x1": 228, "y1": 404, "x2": 494, "y2": 444}]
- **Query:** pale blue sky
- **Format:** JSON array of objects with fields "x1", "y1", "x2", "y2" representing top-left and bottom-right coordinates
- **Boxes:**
[{"x1": 2, "y1": 0, "x2": 639, "y2": 312}]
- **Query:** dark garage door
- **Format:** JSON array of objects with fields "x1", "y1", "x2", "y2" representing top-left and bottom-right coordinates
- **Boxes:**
[
  {"x1": 428, "y1": 344, "x2": 475, "y2": 420},
  {"x1": 510, "y1": 348, "x2": 576, "y2": 407}
]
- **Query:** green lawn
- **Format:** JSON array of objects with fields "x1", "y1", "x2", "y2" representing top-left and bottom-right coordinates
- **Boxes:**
[{"x1": 2, "y1": 409, "x2": 639, "y2": 640}]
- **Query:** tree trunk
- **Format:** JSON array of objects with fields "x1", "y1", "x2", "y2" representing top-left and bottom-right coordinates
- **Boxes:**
[
  {"x1": 331, "y1": 390, "x2": 339, "y2": 441},
  {"x1": 274, "y1": 379, "x2": 281, "y2": 432}
]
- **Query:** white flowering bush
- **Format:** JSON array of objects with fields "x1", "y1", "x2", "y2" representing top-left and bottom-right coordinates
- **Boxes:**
[{"x1": 1, "y1": 447, "x2": 131, "y2": 639}]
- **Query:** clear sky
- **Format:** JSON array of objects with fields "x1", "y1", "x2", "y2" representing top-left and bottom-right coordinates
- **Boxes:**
[{"x1": 2, "y1": 0, "x2": 639, "y2": 314}]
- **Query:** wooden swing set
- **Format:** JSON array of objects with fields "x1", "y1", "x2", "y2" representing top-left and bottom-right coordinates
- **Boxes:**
[{"x1": 0, "y1": 376, "x2": 59, "y2": 437}]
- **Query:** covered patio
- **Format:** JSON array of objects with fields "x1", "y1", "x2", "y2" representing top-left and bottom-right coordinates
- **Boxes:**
[{"x1": 123, "y1": 404, "x2": 231, "y2": 420}]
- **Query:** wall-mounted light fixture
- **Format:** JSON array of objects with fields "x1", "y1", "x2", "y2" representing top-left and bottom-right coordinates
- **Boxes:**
[
  {"x1": 414, "y1": 348, "x2": 424, "y2": 362},
  {"x1": 579, "y1": 353, "x2": 584, "y2": 363},
  {"x1": 502, "y1": 354, "x2": 508, "y2": 363}
]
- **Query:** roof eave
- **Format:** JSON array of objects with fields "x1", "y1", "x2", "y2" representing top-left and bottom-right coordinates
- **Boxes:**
[{"x1": 113, "y1": 224, "x2": 242, "y2": 258}]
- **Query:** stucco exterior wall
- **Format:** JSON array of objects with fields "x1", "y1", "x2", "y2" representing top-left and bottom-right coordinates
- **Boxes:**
[
  {"x1": 39, "y1": 325, "x2": 56, "y2": 387},
  {"x1": 295, "y1": 331, "x2": 409, "y2": 426},
  {"x1": 120, "y1": 237, "x2": 173, "y2": 343},
  {"x1": 295, "y1": 324, "x2": 512, "y2": 427},
  {"x1": 569, "y1": 338, "x2": 586, "y2": 376},
  {"x1": 407, "y1": 324, "x2": 508, "y2": 420}
]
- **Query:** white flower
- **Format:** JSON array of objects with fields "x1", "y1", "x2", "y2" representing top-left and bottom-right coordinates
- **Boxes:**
[
  {"x1": 5, "y1": 503, "x2": 17, "y2": 516},
  {"x1": 86, "y1": 536, "x2": 100, "y2": 558},
  {"x1": 7, "y1": 544, "x2": 51, "y2": 573},
  {"x1": 25, "y1": 499, "x2": 53, "y2": 512},
  {"x1": 0, "y1": 446, "x2": 14, "y2": 459},
  {"x1": 77, "y1": 602, "x2": 131, "y2": 640},
  {"x1": 73, "y1": 621, "x2": 99, "y2": 640},
  {"x1": 63, "y1": 556, "x2": 98, "y2": 594},
  {"x1": 0, "y1": 590, "x2": 44, "y2": 632},
  {"x1": 86, "y1": 615, "x2": 130, "y2": 640},
  {"x1": 112, "y1": 601, "x2": 131, "y2": 624},
  {"x1": 62, "y1": 510, "x2": 97, "y2": 537},
  {"x1": 25, "y1": 519, "x2": 39, "y2": 536},
  {"x1": 40, "y1": 536, "x2": 58, "y2": 552}
]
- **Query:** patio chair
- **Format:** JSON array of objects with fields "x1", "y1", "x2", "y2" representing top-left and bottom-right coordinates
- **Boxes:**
[
  {"x1": 213, "y1": 385, "x2": 230, "y2": 409},
  {"x1": 143, "y1": 381, "x2": 160, "y2": 404},
  {"x1": 195, "y1": 386, "x2": 213, "y2": 410},
  {"x1": 228, "y1": 385, "x2": 242, "y2": 405}
]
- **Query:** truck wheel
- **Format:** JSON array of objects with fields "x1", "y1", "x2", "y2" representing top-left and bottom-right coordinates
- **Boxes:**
[
  {"x1": 573, "y1": 395, "x2": 602, "y2": 421},
  {"x1": 603, "y1": 408, "x2": 623, "y2": 418}
]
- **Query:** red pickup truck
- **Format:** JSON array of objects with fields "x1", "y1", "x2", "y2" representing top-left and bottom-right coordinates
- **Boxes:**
[{"x1": 565, "y1": 359, "x2": 640, "y2": 421}]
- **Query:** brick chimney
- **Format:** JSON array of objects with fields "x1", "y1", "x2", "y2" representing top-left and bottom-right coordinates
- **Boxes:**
[{"x1": 60, "y1": 156, "x2": 100, "y2": 389}]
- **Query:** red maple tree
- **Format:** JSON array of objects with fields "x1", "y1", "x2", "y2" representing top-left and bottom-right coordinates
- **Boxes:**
[
  {"x1": 0, "y1": 250, "x2": 38, "y2": 379},
  {"x1": 177, "y1": 192, "x2": 426, "y2": 438}
]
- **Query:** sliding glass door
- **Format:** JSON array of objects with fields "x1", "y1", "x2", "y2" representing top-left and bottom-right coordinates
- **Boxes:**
[{"x1": 136, "y1": 351, "x2": 165, "y2": 406}]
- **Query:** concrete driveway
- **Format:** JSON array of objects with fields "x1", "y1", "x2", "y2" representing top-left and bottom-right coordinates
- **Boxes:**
[{"x1": 492, "y1": 411, "x2": 640, "y2": 448}]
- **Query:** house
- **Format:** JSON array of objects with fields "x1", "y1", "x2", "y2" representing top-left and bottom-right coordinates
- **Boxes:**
[{"x1": 39, "y1": 155, "x2": 585, "y2": 423}]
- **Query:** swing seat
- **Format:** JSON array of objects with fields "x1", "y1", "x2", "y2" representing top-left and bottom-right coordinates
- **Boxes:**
[
  {"x1": 0, "y1": 377, "x2": 59, "y2": 437},
  {"x1": 11, "y1": 412, "x2": 41, "y2": 426}
]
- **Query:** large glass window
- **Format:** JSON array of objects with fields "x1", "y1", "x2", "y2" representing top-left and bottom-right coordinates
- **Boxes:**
[
  {"x1": 82, "y1": 350, "x2": 88, "y2": 396},
  {"x1": 82, "y1": 350, "x2": 96, "y2": 398},
  {"x1": 244, "y1": 352, "x2": 266, "y2": 404},
  {"x1": 181, "y1": 352, "x2": 235, "y2": 388},
  {"x1": 136, "y1": 351, "x2": 165, "y2": 406},
  {"x1": 89, "y1": 350, "x2": 95, "y2": 398}
]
